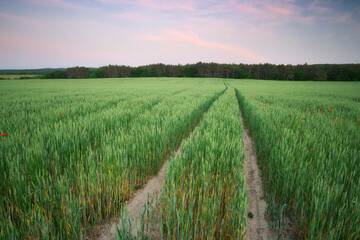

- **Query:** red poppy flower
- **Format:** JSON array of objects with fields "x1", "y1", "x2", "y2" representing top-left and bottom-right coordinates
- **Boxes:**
[
  {"x1": 343, "y1": 106, "x2": 345, "y2": 108},
  {"x1": 69, "y1": 110, "x2": 71, "y2": 112},
  {"x1": 357, "y1": 119, "x2": 359, "y2": 122},
  {"x1": 298, "y1": 135, "x2": 301, "y2": 137},
  {"x1": 301, "y1": 120, "x2": 304, "y2": 122},
  {"x1": 313, "y1": 111, "x2": 315, "y2": 113},
  {"x1": 165, "y1": 106, "x2": 167, "y2": 109},
  {"x1": 61, "y1": 113, "x2": 64, "y2": 116},
  {"x1": 328, "y1": 110, "x2": 331, "y2": 112},
  {"x1": 321, "y1": 113, "x2": 324, "y2": 115},
  {"x1": 334, "y1": 119, "x2": 337, "y2": 122},
  {"x1": 1, "y1": 133, "x2": 6, "y2": 137},
  {"x1": 289, "y1": 114, "x2": 291, "y2": 116},
  {"x1": 320, "y1": 109, "x2": 322, "y2": 111},
  {"x1": 24, "y1": 129, "x2": 27, "y2": 131},
  {"x1": 310, "y1": 149, "x2": 313, "y2": 152},
  {"x1": 330, "y1": 107, "x2": 333, "y2": 109},
  {"x1": 265, "y1": 104, "x2": 267, "y2": 106}
]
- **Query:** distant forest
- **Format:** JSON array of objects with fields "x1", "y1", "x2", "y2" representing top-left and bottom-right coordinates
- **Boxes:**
[{"x1": 2, "y1": 63, "x2": 360, "y2": 81}]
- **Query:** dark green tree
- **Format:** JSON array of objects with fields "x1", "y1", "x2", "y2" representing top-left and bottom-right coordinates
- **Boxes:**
[{"x1": 66, "y1": 67, "x2": 90, "y2": 79}]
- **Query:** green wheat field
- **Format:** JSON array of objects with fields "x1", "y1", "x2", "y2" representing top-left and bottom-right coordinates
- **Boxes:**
[{"x1": 0, "y1": 78, "x2": 359, "y2": 239}]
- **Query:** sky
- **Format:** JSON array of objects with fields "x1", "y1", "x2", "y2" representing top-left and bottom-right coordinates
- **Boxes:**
[{"x1": 0, "y1": 0, "x2": 360, "y2": 69}]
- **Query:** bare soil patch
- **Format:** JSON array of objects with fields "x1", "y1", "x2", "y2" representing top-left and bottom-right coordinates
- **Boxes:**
[
  {"x1": 241, "y1": 124, "x2": 276, "y2": 240},
  {"x1": 97, "y1": 147, "x2": 182, "y2": 240}
]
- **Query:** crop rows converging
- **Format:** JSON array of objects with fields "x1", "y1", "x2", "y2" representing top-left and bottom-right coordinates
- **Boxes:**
[
  {"x1": 158, "y1": 90, "x2": 247, "y2": 239},
  {"x1": 1, "y1": 78, "x2": 359, "y2": 240},
  {"x1": 230, "y1": 80, "x2": 360, "y2": 239},
  {"x1": 0, "y1": 78, "x2": 230, "y2": 239}
]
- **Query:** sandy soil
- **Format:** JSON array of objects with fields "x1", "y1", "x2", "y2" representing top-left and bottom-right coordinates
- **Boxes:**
[
  {"x1": 242, "y1": 124, "x2": 276, "y2": 240},
  {"x1": 97, "y1": 147, "x2": 182, "y2": 240}
]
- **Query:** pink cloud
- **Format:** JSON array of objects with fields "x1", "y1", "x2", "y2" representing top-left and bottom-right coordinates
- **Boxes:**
[
  {"x1": 333, "y1": 12, "x2": 352, "y2": 23},
  {"x1": 135, "y1": 34, "x2": 168, "y2": 41},
  {"x1": 29, "y1": 0, "x2": 83, "y2": 10},
  {"x1": 308, "y1": 0, "x2": 353, "y2": 23},
  {"x1": 0, "y1": 12, "x2": 26, "y2": 22},
  {"x1": 0, "y1": 36, "x2": 66, "y2": 56},
  {"x1": 182, "y1": 17, "x2": 237, "y2": 36},
  {"x1": 98, "y1": 0, "x2": 194, "y2": 11},
  {"x1": 0, "y1": 12, "x2": 48, "y2": 28},
  {"x1": 135, "y1": 30, "x2": 270, "y2": 63},
  {"x1": 237, "y1": 2, "x2": 262, "y2": 15},
  {"x1": 137, "y1": 0, "x2": 194, "y2": 11},
  {"x1": 296, "y1": 16, "x2": 315, "y2": 25},
  {"x1": 309, "y1": 0, "x2": 333, "y2": 14},
  {"x1": 112, "y1": 12, "x2": 153, "y2": 22},
  {"x1": 0, "y1": 35, "x2": 111, "y2": 61},
  {"x1": 0, "y1": 12, "x2": 46, "y2": 25},
  {"x1": 233, "y1": 1, "x2": 305, "y2": 24},
  {"x1": 267, "y1": 6, "x2": 292, "y2": 16},
  {"x1": 58, "y1": 0, "x2": 315, "y2": 28}
]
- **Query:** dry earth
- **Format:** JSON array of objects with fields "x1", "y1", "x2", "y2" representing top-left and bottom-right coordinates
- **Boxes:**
[
  {"x1": 97, "y1": 147, "x2": 182, "y2": 240},
  {"x1": 241, "y1": 114, "x2": 297, "y2": 240},
  {"x1": 98, "y1": 106, "x2": 285, "y2": 240},
  {"x1": 242, "y1": 122, "x2": 276, "y2": 240}
]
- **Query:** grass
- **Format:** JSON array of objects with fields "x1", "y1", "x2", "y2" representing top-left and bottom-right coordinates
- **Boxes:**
[
  {"x1": 158, "y1": 88, "x2": 247, "y2": 239},
  {"x1": 230, "y1": 79, "x2": 360, "y2": 239},
  {"x1": 0, "y1": 78, "x2": 359, "y2": 239},
  {"x1": 0, "y1": 78, "x2": 225, "y2": 239}
]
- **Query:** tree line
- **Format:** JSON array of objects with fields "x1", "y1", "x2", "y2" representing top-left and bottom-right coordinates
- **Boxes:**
[{"x1": 42, "y1": 63, "x2": 360, "y2": 81}]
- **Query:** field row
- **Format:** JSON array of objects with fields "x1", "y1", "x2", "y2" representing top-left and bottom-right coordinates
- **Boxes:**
[
  {"x1": 230, "y1": 80, "x2": 360, "y2": 239},
  {"x1": 0, "y1": 79, "x2": 227, "y2": 238},
  {"x1": 1, "y1": 78, "x2": 359, "y2": 239},
  {"x1": 159, "y1": 90, "x2": 247, "y2": 239}
]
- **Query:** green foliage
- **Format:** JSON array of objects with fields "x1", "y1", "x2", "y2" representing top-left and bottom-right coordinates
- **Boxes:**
[
  {"x1": 160, "y1": 90, "x2": 247, "y2": 239},
  {"x1": 89, "y1": 69, "x2": 105, "y2": 78},
  {"x1": 130, "y1": 67, "x2": 151, "y2": 77},
  {"x1": 294, "y1": 71, "x2": 305, "y2": 81},
  {"x1": 231, "y1": 79, "x2": 360, "y2": 239},
  {"x1": 181, "y1": 65, "x2": 199, "y2": 77},
  {"x1": 98, "y1": 65, "x2": 131, "y2": 78},
  {"x1": 3, "y1": 63, "x2": 360, "y2": 81},
  {"x1": 0, "y1": 78, "x2": 225, "y2": 239},
  {"x1": 43, "y1": 70, "x2": 67, "y2": 79},
  {"x1": 66, "y1": 66, "x2": 90, "y2": 79},
  {"x1": 1, "y1": 78, "x2": 359, "y2": 239},
  {"x1": 234, "y1": 67, "x2": 248, "y2": 79}
]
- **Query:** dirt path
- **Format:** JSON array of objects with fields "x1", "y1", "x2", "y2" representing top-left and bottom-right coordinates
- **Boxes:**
[
  {"x1": 241, "y1": 123, "x2": 275, "y2": 240},
  {"x1": 96, "y1": 92, "x2": 226, "y2": 240},
  {"x1": 97, "y1": 147, "x2": 182, "y2": 240}
]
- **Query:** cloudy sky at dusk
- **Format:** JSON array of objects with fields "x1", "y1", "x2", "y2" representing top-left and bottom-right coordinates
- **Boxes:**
[{"x1": 0, "y1": 0, "x2": 359, "y2": 69}]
